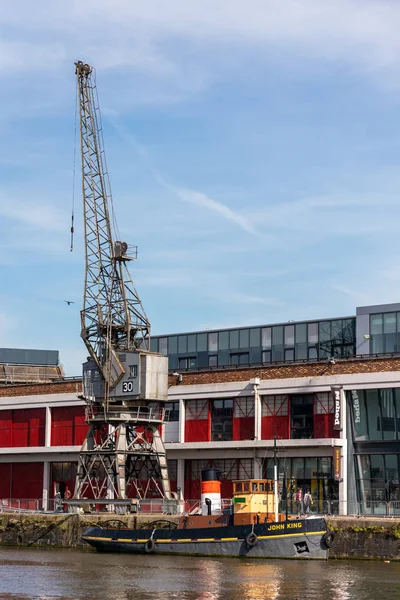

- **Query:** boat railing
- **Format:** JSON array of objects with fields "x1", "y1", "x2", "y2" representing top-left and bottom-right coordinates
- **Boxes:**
[{"x1": 2, "y1": 498, "x2": 400, "y2": 517}]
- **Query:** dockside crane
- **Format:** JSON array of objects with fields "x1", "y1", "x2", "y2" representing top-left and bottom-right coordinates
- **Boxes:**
[{"x1": 73, "y1": 61, "x2": 172, "y2": 503}]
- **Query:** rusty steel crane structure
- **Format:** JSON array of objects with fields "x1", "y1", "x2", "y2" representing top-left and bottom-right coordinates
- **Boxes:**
[{"x1": 73, "y1": 61, "x2": 172, "y2": 503}]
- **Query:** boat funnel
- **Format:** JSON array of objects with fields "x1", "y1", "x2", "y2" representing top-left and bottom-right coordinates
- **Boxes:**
[{"x1": 201, "y1": 468, "x2": 222, "y2": 516}]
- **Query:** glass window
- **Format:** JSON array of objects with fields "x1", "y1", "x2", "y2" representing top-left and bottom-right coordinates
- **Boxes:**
[
  {"x1": 169, "y1": 336, "x2": 178, "y2": 354},
  {"x1": 272, "y1": 326, "x2": 283, "y2": 345},
  {"x1": 150, "y1": 338, "x2": 158, "y2": 353},
  {"x1": 208, "y1": 332, "x2": 218, "y2": 352},
  {"x1": 366, "y1": 389, "x2": 381, "y2": 440},
  {"x1": 308, "y1": 323, "x2": 318, "y2": 343},
  {"x1": 165, "y1": 401, "x2": 179, "y2": 422},
  {"x1": 219, "y1": 331, "x2": 229, "y2": 350},
  {"x1": 239, "y1": 329, "x2": 249, "y2": 349},
  {"x1": 285, "y1": 349, "x2": 294, "y2": 361},
  {"x1": 262, "y1": 350, "x2": 271, "y2": 363},
  {"x1": 159, "y1": 338, "x2": 168, "y2": 355},
  {"x1": 296, "y1": 343, "x2": 307, "y2": 360},
  {"x1": 385, "y1": 455, "x2": 399, "y2": 485},
  {"x1": 380, "y1": 389, "x2": 396, "y2": 440},
  {"x1": 331, "y1": 320, "x2": 343, "y2": 342},
  {"x1": 250, "y1": 328, "x2": 260, "y2": 348},
  {"x1": 189, "y1": 357, "x2": 197, "y2": 369},
  {"x1": 178, "y1": 357, "x2": 188, "y2": 369},
  {"x1": 308, "y1": 347, "x2": 318, "y2": 360},
  {"x1": 319, "y1": 321, "x2": 331, "y2": 342},
  {"x1": 178, "y1": 335, "x2": 187, "y2": 354},
  {"x1": 239, "y1": 352, "x2": 249, "y2": 365},
  {"x1": 384, "y1": 313, "x2": 396, "y2": 333},
  {"x1": 295, "y1": 323, "x2": 307, "y2": 343},
  {"x1": 261, "y1": 327, "x2": 272, "y2": 349},
  {"x1": 384, "y1": 313, "x2": 397, "y2": 353},
  {"x1": 197, "y1": 333, "x2": 207, "y2": 352},
  {"x1": 284, "y1": 325, "x2": 295, "y2": 346},
  {"x1": 187, "y1": 335, "x2": 196, "y2": 353},
  {"x1": 370, "y1": 314, "x2": 383, "y2": 335},
  {"x1": 343, "y1": 319, "x2": 356, "y2": 344},
  {"x1": 209, "y1": 355, "x2": 218, "y2": 367},
  {"x1": 230, "y1": 330, "x2": 239, "y2": 349}
]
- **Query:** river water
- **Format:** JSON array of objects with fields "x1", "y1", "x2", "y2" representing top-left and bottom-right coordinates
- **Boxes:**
[{"x1": 0, "y1": 548, "x2": 399, "y2": 600}]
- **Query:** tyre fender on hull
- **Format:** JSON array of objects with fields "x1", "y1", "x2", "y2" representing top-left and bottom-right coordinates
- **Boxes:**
[
  {"x1": 322, "y1": 531, "x2": 335, "y2": 549},
  {"x1": 245, "y1": 532, "x2": 258, "y2": 547},
  {"x1": 144, "y1": 538, "x2": 156, "y2": 553}
]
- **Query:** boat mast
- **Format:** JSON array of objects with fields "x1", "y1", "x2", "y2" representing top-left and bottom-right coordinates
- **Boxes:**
[{"x1": 274, "y1": 427, "x2": 279, "y2": 522}]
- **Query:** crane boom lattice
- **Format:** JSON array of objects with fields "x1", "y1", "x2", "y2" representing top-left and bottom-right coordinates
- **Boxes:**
[{"x1": 73, "y1": 61, "x2": 172, "y2": 504}]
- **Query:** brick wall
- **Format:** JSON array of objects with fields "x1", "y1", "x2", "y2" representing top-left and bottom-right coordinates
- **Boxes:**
[
  {"x1": 168, "y1": 356, "x2": 400, "y2": 387},
  {"x1": 0, "y1": 380, "x2": 82, "y2": 397},
  {"x1": 2, "y1": 355, "x2": 400, "y2": 397}
]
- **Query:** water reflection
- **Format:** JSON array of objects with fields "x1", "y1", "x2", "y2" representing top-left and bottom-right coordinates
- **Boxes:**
[{"x1": 0, "y1": 550, "x2": 399, "y2": 600}]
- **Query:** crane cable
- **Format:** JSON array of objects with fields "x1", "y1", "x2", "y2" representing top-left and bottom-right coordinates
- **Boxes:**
[{"x1": 70, "y1": 80, "x2": 78, "y2": 252}]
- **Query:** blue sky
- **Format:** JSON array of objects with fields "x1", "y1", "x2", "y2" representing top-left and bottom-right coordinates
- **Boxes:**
[{"x1": 2, "y1": 0, "x2": 400, "y2": 375}]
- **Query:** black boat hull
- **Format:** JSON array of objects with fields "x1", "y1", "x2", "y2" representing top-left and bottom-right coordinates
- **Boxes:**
[{"x1": 83, "y1": 517, "x2": 330, "y2": 559}]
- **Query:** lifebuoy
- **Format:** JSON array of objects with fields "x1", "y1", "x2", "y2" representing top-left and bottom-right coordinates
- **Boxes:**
[
  {"x1": 322, "y1": 531, "x2": 335, "y2": 549},
  {"x1": 144, "y1": 538, "x2": 156, "y2": 553},
  {"x1": 245, "y1": 532, "x2": 258, "y2": 547}
]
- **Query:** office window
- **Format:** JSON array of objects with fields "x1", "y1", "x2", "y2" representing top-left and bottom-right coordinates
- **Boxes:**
[
  {"x1": 250, "y1": 328, "x2": 260, "y2": 347},
  {"x1": 159, "y1": 338, "x2": 168, "y2": 355},
  {"x1": 187, "y1": 335, "x2": 196, "y2": 353},
  {"x1": 230, "y1": 330, "x2": 239, "y2": 349},
  {"x1": 308, "y1": 323, "x2": 318, "y2": 344},
  {"x1": 219, "y1": 331, "x2": 229, "y2": 350},
  {"x1": 197, "y1": 333, "x2": 207, "y2": 352},
  {"x1": 208, "y1": 332, "x2": 218, "y2": 352},
  {"x1": 178, "y1": 357, "x2": 197, "y2": 370},
  {"x1": 284, "y1": 325, "x2": 295, "y2": 346},
  {"x1": 308, "y1": 347, "x2": 318, "y2": 360},
  {"x1": 168, "y1": 336, "x2": 178, "y2": 354},
  {"x1": 262, "y1": 350, "x2": 271, "y2": 363},
  {"x1": 212, "y1": 399, "x2": 233, "y2": 441},
  {"x1": 178, "y1": 336, "x2": 187, "y2": 354},
  {"x1": 165, "y1": 401, "x2": 179, "y2": 422},
  {"x1": 230, "y1": 352, "x2": 249, "y2": 365},
  {"x1": 209, "y1": 355, "x2": 218, "y2": 367},
  {"x1": 284, "y1": 348, "x2": 294, "y2": 361},
  {"x1": 384, "y1": 313, "x2": 397, "y2": 353},
  {"x1": 150, "y1": 338, "x2": 158, "y2": 353},
  {"x1": 239, "y1": 329, "x2": 249, "y2": 349},
  {"x1": 261, "y1": 327, "x2": 272, "y2": 349}
]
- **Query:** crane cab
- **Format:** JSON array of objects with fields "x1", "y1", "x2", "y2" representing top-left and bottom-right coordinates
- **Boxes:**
[{"x1": 232, "y1": 479, "x2": 284, "y2": 525}]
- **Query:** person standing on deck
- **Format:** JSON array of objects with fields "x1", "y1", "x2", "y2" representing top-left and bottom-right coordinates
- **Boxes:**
[
  {"x1": 295, "y1": 488, "x2": 303, "y2": 516},
  {"x1": 304, "y1": 490, "x2": 313, "y2": 514}
]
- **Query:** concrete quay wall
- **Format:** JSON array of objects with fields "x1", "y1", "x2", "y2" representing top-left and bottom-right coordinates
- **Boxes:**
[{"x1": 0, "y1": 513, "x2": 400, "y2": 560}]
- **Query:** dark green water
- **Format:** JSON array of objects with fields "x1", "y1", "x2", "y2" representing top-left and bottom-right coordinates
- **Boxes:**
[{"x1": 0, "y1": 548, "x2": 399, "y2": 600}]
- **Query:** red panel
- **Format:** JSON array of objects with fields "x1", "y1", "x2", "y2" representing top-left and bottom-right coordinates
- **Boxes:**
[
  {"x1": 261, "y1": 416, "x2": 290, "y2": 440},
  {"x1": 185, "y1": 419, "x2": 209, "y2": 442},
  {"x1": 0, "y1": 410, "x2": 12, "y2": 447},
  {"x1": 233, "y1": 417, "x2": 255, "y2": 441},
  {"x1": 28, "y1": 409, "x2": 45, "y2": 446},
  {"x1": 220, "y1": 478, "x2": 233, "y2": 498},
  {"x1": 12, "y1": 410, "x2": 29, "y2": 447},
  {"x1": 73, "y1": 411, "x2": 88, "y2": 445},
  {"x1": 184, "y1": 478, "x2": 200, "y2": 500},
  {"x1": 52, "y1": 407, "x2": 87, "y2": 446},
  {"x1": 0, "y1": 463, "x2": 11, "y2": 497},
  {"x1": 313, "y1": 414, "x2": 340, "y2": 438},
  {"x1": 11, "y1": 463, "x2": 43, "y2": 499}
]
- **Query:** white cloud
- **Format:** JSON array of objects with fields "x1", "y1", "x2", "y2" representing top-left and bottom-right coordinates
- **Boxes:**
[{"x1": 1, "y1": 1, "x2": 400, "y2": 87}]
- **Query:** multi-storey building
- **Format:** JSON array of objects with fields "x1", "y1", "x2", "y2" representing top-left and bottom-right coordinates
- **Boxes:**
[{"x1": 1, "y1": 303, "x2": 400, "y2": 515}]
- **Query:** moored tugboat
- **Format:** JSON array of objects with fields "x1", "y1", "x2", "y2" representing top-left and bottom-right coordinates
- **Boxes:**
[{"x1": 82, "y1": 469, "x2": 333, "y2": 559}]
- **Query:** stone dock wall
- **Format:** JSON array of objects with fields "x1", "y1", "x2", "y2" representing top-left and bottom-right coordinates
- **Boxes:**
[{"x1": 0, "y1": 513, "x2": 400, "y2": 560}]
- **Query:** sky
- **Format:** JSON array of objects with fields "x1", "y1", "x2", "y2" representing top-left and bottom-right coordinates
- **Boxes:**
[{"x1": 2, "y1": 1, "x2": 400, "y2": 375}]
